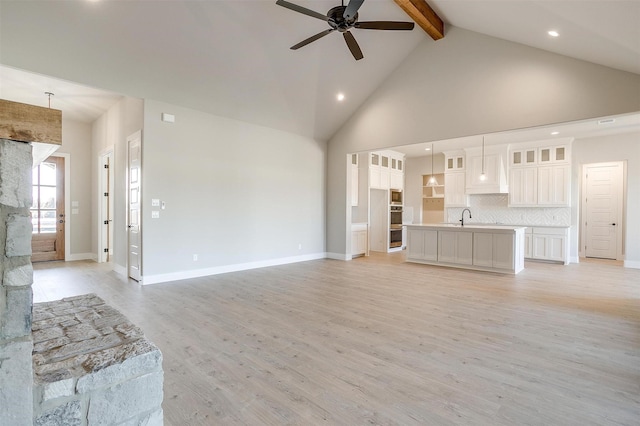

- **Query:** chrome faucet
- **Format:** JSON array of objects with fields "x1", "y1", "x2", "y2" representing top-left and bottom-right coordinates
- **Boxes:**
[{"x1": 460, "y1": 208, "x2": 472, "y2": 226}]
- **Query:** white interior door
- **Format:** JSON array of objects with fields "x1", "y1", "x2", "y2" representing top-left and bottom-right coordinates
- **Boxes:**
[
  {"x1": 128, "y1": 131, "x2": 142, "y2": 281},
  {"x1": 99, "y1": 149, "x2": 114, "y2": 263},
  {"x1": 583, "y1": 162, "x2": 623, "y2": 260}
]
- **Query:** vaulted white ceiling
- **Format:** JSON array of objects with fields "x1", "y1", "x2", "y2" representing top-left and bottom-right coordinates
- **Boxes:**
[{"x1": 1, "y1": 0, "x2": 638, "y2": 141}]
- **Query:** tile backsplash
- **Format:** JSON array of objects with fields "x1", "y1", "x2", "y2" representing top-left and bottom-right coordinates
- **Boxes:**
[{"x1": 446, "y1": 194, "x2": 571, "y2": 226}]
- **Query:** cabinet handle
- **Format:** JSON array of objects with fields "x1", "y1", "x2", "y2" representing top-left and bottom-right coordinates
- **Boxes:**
[{"x1": 611, "y1": 223, "x2": 616, "y2": 226}]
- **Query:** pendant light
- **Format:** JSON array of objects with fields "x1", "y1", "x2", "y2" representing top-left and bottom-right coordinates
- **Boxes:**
[
  {"x1": 479, "y1": 136, "x2": 486, "y2": 181},
  {"x1": 427, "y1": 142, "x2": 438, "y2": 187}
]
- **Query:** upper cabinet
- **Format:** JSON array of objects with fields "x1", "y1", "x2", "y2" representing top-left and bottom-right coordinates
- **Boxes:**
[
  {"x1": 539, "y1": 145, "x2": 568, "y2": 164},
  {"x1": 465, "y1": 144, "x2": 509, "y2": 194},
  {"x1": 443, "y1": 150, "x2": 468, "y2": 208},
  {"x1": 390, "y1": 156, "x2": 404, "y2": 190},
  {"x1": 508, "y1": 138, "x2": 572, "y2": 207},
  {"x1": 350, "y1": 153, "x2": 359, "y2": 207},
  {"x1": 446, "y1": 154, "x2": 465, "y2": 171},
  {"x1": 369, "y1": 150, "x2": 404, "y2": 191}
]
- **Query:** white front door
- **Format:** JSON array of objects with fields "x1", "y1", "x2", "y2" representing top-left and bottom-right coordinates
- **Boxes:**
[
  {"x1": 583, "y1": 162, "x2": 623, "y2": 260},
  {"x1": 127, "y1": 131, "x2": 142, "y2": 281}
]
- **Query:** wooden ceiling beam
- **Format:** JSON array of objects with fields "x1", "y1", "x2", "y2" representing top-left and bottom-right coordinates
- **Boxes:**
[{"x1": 394, "y1": 0, "x2": 444, "y2": 40}]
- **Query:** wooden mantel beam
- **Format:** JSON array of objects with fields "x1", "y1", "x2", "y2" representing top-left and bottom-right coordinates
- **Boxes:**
[
  {"x1": 394, "y1": 0, "x2": 444, "y2": 40},
  {"x1": 0, "y1": 99, "x2": 62, "y2": 145}
]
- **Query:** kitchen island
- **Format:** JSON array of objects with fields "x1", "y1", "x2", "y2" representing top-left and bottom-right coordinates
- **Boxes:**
[{"x1": 405, "y1": 224, "x2": 526, "y2": 274}]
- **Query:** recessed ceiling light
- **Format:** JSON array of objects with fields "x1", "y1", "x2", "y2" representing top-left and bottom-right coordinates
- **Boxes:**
[
  {"x1": 551, "y1": 131, "x2": 559, "y2": 135},
  {"x1": 424, "y1": 147, "x2": 431, "y2": 151},
  {"x1": 548, "y1": 30, "x2": 559, "y2": 37},
  {"x1": 336, "y1": 93, "x2": 345, "y2": 102}
]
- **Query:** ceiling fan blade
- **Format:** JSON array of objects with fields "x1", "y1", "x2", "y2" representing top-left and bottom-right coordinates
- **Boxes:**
[
  {"x1": 343, "y1": 31, "x2": 364, "y2": 61},
  {"x1": 291, "y1": 29, "x2": 335, "y2": 50},
  {"x1": 343, "y1": 0, "x2": 365, "y2": 21},
  {"x1": 355, "y1": 21, "x2": 415, "y2": 30},
  {"x1": 276, "y1": 0, "x2": 328, "y2": 22}
]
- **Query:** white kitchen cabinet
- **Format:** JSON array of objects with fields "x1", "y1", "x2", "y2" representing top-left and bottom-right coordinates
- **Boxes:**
[
  {"x1": 465, "y1": 144, "x2": 509, "y2": 194},
  {"x1": 407, "y1": 228, "x2": 438, "y2": 261},
  {"x1": 445, "y1": 154, "x2": 465, "y2": 171},
  {"x1": 390, "y1": 155, "x2": 404, "y2": 189},
  {"x1": 380, "y1": 155, "x2": 390, "y2": 190},
  {"x1": 528, "y1": 227, "x2": 569, "y2": 264},
  {"x1": 438, "y1": 231, "x2": 473, "y2": 265},
  {"x1": 472, "y1": 233, "x2": 516, "y2": 269},
  {"x1": 509, "y1": 167, "x2": 538, "y2": 206},
  {"x1": 351, "y1": 227, "x2": 368, "y2": 257},
  {"x1": 369, "y1": 151, "x2": 403, "y2": 190},
  {"x1": 350, "y1": 154, "x2": 359, "y2": 207},
  {"x1": 538, "y1": 165, "x2": 570, "y2": 206},
  {"x1": 493, "y1": 233, "x2": 517, "y2": 270},
  {"x1": 444, "y1": 171, "x2": 468, "y2": 207},
  {"x1": 510, "y1": 148, "x2": 537, "y2": 166},
  {"x1": 390, "y1": 171, "x2": 403, "y2": 190},
  {"x1": 406, "y1": 225, "x2": 526, "y2": 274},
  {"x1": 508, "y1": 140, "x2": 572, "y2": 207},
  {"x1": 473, "y1": 232, "x2": 494, "y2": 267},
  {"x1": 539, "y1": 145, "x2": 568, "y2": 164}
]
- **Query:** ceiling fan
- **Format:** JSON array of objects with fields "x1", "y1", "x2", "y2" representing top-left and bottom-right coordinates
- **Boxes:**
[{"x1": 276, "y1": 0, "x2": 415, "y2": 61}]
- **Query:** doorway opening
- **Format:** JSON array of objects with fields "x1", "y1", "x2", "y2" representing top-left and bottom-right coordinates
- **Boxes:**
[{"x1": 581, "y1": 161, "x2": 625, "y2": 261}]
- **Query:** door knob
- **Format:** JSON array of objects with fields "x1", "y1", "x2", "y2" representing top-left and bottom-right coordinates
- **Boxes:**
[{"x1": 611, "y1": 223, "x2": 616, "y2": 226}]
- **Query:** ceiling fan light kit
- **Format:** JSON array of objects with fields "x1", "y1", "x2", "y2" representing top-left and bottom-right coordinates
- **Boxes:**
[{"x1": 276, "y1": 0, "x2": 415, "y2": 61}]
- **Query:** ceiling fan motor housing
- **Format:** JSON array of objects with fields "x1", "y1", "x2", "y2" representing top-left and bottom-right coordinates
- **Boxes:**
[{"x1": 328, "y1": 6, "x2": 357, "y2": 32}]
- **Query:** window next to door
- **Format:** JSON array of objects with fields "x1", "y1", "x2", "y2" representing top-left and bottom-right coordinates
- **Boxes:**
[{"x1": 31, "y1": 161, "x2": 57, "y2": 234}]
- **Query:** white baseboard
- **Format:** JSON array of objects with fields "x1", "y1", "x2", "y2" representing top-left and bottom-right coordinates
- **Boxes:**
[
  {"x1": 141, "y1": 252, "x2": 328, "y2": 285},
  {"x1": 66, "y1": 253, "x2": 97, "y2": 261},
  {"x1": 326, "y1": 252, "x2": 351, "y2": 261},
  {"x1": 570, "y1": 256, "x2": 580, "y2": 264},
  {"x1": 113, "y1": 263, "x2": 127, "y2": 277},
  {"x1": 624, "y1": 260, "x2": 640, "y2": 269}
]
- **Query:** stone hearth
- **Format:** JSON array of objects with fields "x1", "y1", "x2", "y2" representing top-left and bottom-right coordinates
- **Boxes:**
[{"x1": 32, "y1": 294, "x2": 163, "y2": 425}]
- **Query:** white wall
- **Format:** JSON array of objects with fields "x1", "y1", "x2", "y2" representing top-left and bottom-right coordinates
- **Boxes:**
[
  {"x1": 572, "y1": 131, "x2": 640, "y2": 267},
  {"x1": 327, "y1": 26, "x2": 640, "y2": 257},
  {"x1": 56, "y1": 119, "x2": 92, "y2": 257},
  {"x1": 140, "y1": 100, "x2": 326, "y2": 282},
  {"x1": 91, "y1": 97, "x2": 144, "y2": 271}
]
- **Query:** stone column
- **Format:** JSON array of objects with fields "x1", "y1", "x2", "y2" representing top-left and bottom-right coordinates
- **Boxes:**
[{"x1": 0, "y1": 138, "x2": 34, "y2": 425}]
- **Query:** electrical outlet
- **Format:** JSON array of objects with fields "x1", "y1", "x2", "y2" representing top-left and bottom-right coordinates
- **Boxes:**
[
  {"x1": 193, "y1": 254, "x2": 198, "y2": 261},
  {"x1": 151, "y1": 211, "x2": 159, "y2": 219}
]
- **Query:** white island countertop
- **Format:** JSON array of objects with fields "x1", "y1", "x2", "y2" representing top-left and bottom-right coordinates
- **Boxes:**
[{"x1": 405, "y1": 223, "x2": 527, "y2": 231}]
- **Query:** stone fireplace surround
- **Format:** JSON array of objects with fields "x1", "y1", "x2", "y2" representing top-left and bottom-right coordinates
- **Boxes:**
[{"x1": 0, "y1": 138, "x2": 164, "y2": 425}]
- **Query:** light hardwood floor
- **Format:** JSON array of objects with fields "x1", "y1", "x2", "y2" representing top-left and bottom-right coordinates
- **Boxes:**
[{"x1": 33, "y1": 254, "x2": 640, "y2": 425}]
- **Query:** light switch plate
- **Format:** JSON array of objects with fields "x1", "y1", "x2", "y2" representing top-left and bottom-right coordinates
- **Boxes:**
[{"x1": 151, "y1": 211, "x2": 160, "y2": 219}]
